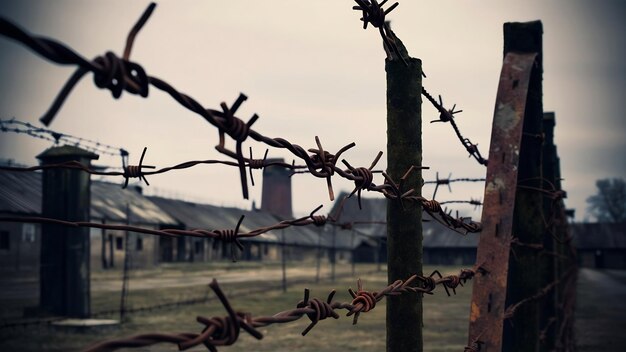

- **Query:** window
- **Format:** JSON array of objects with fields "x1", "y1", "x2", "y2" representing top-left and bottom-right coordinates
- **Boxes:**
[
  {"x1": 22, "y1": 224, "x2": 36, "y2": 242},
  {"x1": 116, "y1": 237, "x2": 123, "y2": 250},
  {"x1": 136, "y1": 237, "x2": 143, "y2": 251},
  {"x1": 0, "y1": 231, "x2": 9, "y2": 250},
  {"x1": 194, "y1": 241, "x2": 202, "y2": 254}
]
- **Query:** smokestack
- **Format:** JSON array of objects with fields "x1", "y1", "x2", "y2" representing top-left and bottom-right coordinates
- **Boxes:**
[{"x1": 260, "y1": 158, "x2": 293, "y2": 219}]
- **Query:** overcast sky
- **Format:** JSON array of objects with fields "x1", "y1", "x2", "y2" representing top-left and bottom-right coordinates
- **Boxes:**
[{"x1": 0, "y1": 0, "x2": 624, "y2": 222}]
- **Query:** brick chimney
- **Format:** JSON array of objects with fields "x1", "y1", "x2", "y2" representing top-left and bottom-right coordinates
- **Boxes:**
[{"x1": 260, "y1": 158, "x2": 293, "y2": 219}]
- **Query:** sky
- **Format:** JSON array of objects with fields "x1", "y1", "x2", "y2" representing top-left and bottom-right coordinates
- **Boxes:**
[{"x1": 0, "y1": 0, "x2": 624, "y2": 222}]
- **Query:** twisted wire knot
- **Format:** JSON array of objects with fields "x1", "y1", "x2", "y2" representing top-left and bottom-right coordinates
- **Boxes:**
[
  {"x1": 353, "y1": 0, "x2": 397, "y2": 29},
  {"x1": 440, "y1": 275, "x2": 462, "y2": 296},
  {"x1": 248, "y1": 158, "x2": 265, "y2": 169},
  {"x1": 213, "y1": 215, "x2": 245, "y2": 262},
  {"x1": 351, "y1": 291, "x2": 376, "y2": 313},
  {"x1": 122, "y1": 147, "x2": 154, "y2": 188},
  {"x1": 309, "y1": 150, "x2": 336, "y2": 177},
  {"x1": 296, "y1": 289, "x2": 339, "y2": 336},
  {"x1": 179, "y1": 279, "x2": 262, "y2": 352},
  {"x1": 459, "y1": 269, "x2": 476, "y2": 283},
  {"x1": 422, "y1": 199, "x2": 442, "y2": 213},
  {"x1": 310, "y1": 215, "x2": 327, "y2": 227},
  {"x1": 195, "y1": 315, "x2": 241, "y2": 348},
  {"x1": 123, "y1": 165, "x2": 143, "y2": 178},
  {"x1": 92, "y1": 52, "x2": 149, "y2": 98},
  {"x1": 353, "y1": 167, "x2": 374, "y2": 191},
  {"x1": 222, "y1": 115, "x2": 250, "y2": 142},
  {"x1": 420, "y1": 276, "x2": 437, "y2": 294}
]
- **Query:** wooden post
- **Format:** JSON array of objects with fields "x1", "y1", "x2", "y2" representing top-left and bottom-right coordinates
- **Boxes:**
[
  {"x1": 38, "y1": 145, "x2": 98, "y2": 318},
  {"x1": 502, "y1": 21, "x2": 544, "y2": 352},
  {"x1": 281, "y1": 229, "x2": 287, "y2": 292},
  {"x1": 331, "y1": 225, "x2": 337, "y2": 282},
  {"x1": 120, "y1": 204, "x2": 132, "y2": 322},
  {"x1": 101, "y1": 219, "x2": 107, "y2": 269},
  {"x1": 315, "y1": 228, "x2": 322, "y2": 283},
  {"x1": 385, "y1": 42, "x2": 423, "y2": 351},
  {"x1": 351, "y1": 228, "x2": 356, "y2": 276}
]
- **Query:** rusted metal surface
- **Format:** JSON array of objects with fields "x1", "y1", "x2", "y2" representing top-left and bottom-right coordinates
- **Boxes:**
[
  {"x1": 82, "y1": 268, "x2": 476, "y2": 352},
  {"x1": 467, "y1": 52, "x2": 538, "y2": 351}
]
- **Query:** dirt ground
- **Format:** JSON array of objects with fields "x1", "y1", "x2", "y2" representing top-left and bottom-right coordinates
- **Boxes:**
[{"x1": 0, "y1": 265, "x2": 624, "y2": 351}]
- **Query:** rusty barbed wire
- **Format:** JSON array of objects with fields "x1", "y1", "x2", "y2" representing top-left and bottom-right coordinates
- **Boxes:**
[
  {"x1": 0, "y1": 3, "x2": 482, "y2": 235},
  {"x1": 421, "y1": 88, "x2": 488, "y2": 166},
  {"x1": 0, "y1": 117, "x2": 127, "y2": 158},
  {"x1": 439, "y1": 199, "x2": 483, "y2": 209},
  {"x1": 423, "y1": 172, "x2": 485, "y2": 198},
  {"x1": 352, "y1": 0, "x2": 406, "y2": 65},
  {"x1": 0, "y1": 205, "x2": 331, "y2": 262},
  {"x1": 0, "y1": 146, "x2": 305, "y2": 188},
  {"x1": 83, "y1": 268, "x2": 477, "y2": 352}
]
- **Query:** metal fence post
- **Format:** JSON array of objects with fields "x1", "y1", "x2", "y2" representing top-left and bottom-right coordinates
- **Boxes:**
[
  {"x1": 468, "y1": 22, "x2": 543, "y2": 352},
  {"x1": 386, "y1": 48, "x2": 423, "y2": 351},
  {"x1": 502, "y1": 21, "x2": 544, "y2": 352}
]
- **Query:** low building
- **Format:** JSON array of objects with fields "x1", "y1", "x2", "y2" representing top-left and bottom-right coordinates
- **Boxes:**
[
  {"x1": 0, "y1": 170, "x2": 178, "y2": 271},
  {"x1": 571, "y1": 222, "x2": 626, "y2": 269},
  {"x1": 329, "y1": 191, "x2": 480, "y2": 266}
]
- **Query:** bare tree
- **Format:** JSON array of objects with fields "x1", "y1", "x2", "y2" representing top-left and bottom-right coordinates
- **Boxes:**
[{"x1": 586, "y1": 178, "x2": 626, "y2": 223}]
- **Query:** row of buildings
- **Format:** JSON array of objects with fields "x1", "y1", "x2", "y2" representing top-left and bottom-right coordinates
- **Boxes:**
[{"x1": 0, "y1": 157, "x2": 624, "y2": 271}]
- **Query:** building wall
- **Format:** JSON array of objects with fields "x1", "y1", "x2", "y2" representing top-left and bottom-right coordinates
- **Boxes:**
[
  {"x1": 89, "y1": 223, "x2": 160, "y2": 270},
  {"x1": 0, "y1": 221, "x2": 40, "y2": 272},
  {"x1": 578, "y1": 249, "x2": 626, "y2": 269}
]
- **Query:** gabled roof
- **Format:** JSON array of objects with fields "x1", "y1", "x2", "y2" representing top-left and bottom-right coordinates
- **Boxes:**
[
  {"x1": 148, "y1": 196, "x2": 332, "y2": 247},
  {"x1": 0, "y1": 171, "x2": 41, "y2": 215},
  {"x1": 0, "y1": 170, "x2": 176, "y2": 225},
  {"x1": 91, "y1": 181, "x2": 176, "y2": 225},
  {"x1": 571, "y1": 222, "x2": 626, "y2": 249}
]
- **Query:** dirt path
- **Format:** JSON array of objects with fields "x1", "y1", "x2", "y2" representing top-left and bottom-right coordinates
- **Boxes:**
[{"x1": 575, "y1": 268, "x2": 626, "y2": 351}]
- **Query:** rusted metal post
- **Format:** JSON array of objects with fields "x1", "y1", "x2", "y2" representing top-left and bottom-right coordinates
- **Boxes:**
[
  {"x1": 386, "y1": 41, "x2": 423, "y2": 351},
  {"x1": 467, "y1": 51, "x2": 539, "y2": 352},
  {"x1": 502, "y1": 21, "x2": 544, "y2": 352},
  {"x1": 38, "y1": 145, "x2": 97, "y2": 318}
]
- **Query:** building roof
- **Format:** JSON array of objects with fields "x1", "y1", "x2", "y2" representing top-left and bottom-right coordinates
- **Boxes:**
[
  {"x1": 571, "y1": 222, "x2": 626, "y2": 249},
  {"x1": 0, "y1": 170, "x2": 41, "y2": 215},
  {"x1": 0, "y1": 170, "x2": 176, "y2": 225},
  {"x1": 91, "y1": 182, "x2": 177, "y2": 225},
  {"x1": 330, "y1": 191, "x2": 480, "y2": 248},
  {"x1": 148, "y1": 196, "x2": 332, "y2": 248}
]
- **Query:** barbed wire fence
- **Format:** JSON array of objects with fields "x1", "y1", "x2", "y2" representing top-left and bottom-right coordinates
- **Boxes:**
[{"x1": 0, "y1": 1, "x2": 578, "y2": 352}]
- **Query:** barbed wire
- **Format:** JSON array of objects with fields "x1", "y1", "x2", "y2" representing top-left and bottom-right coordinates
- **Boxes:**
[
  {"x1": 83, "y1": 268, "x2": 477, "y2": 351},
  {"x1": 349, "y1": 1, "x2": 487, "y2": 166},
  {"x1": 423, "y1": 172, "x2": 485, "y2": 199},
  {"x1": 0, "y1": 117, "x2": 126, "y2": 158},
  {"x1": 421, "y1": 88, "x2": 488, "y2": 166},
  {"x1": 0, "y1": 3, "x2": 483, "y2": 235}
]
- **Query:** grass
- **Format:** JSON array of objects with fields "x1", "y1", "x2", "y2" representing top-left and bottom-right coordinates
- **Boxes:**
[{"x1": 0, "y1": 265, "x2": 473, "y2": 351}]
